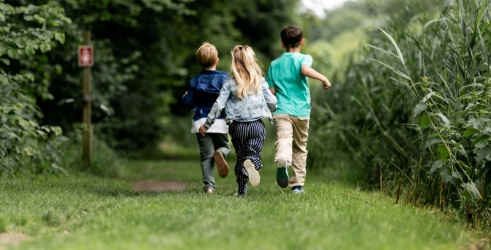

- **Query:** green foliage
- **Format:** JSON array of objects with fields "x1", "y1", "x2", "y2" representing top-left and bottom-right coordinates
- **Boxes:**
[
  {"x1": 0, "y1": 1, "x2": 69, "y2": 175},
  {"x1": 55, "y1": 130, "x2": 124, "y2": 177},
  {"x1": 0, "y1": 0, "x2": 298, "y2": 174},
  {"x1": 5, "y1": 0, "x2": 298, "y2": 154},
  {"x1": 404, "y1": 0, "x2": 491, "y2": 226},
  {"x1": 309, "y1": 0, "x2": 491, "y2": 228}
]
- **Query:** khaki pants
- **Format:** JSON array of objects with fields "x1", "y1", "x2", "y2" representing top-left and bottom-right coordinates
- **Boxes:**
[{"x1": 273, "y1": 114, "x2": 310, "y2": 187}]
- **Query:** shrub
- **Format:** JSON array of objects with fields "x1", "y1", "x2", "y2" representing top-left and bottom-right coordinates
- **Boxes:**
[{"x1": 310, "y1": 0, "x2": 491, "y2": 228}]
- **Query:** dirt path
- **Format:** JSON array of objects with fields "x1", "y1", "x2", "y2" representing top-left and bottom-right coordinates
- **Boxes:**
[
  {"x1": 0, "y1": 232, "x2": 28, "y2": 250},
  {"x1": 129, "y1": 180, "x2": 188, "y2": 192}
]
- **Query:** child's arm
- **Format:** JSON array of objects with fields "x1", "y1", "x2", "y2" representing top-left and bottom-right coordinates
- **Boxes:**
[
  {"x1": 301, "y1": 65, "x2": 331, "y2": 90},
  {"x1": 198, "y1": 80, "x2": 231, "y2": 136},
  {"x1": 262, "y1": 80, "x2": 277, "y2": 112}
]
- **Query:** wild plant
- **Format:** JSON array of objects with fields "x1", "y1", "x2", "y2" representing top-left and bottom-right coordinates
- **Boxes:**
[{"x1": 309, "y1": 0, "x2": 491, "y2": 228}]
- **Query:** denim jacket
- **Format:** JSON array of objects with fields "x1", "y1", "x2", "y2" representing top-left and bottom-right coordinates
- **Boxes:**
[{"x1": 204, "y1": 78, "x2": 277, "y2": 128}]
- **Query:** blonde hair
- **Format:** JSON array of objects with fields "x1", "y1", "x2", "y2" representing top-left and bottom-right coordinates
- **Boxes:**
[
  {"x1": 196, "y1": 42, "x2": 218, "y2": 68},
  {"x1": 230, "y1": 45, "x2": 263, "y2": 99}
]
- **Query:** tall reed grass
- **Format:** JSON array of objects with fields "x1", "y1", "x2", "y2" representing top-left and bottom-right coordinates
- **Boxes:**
[{"x1": 309, "y1": 0, "x2": 491, "y2": 230}]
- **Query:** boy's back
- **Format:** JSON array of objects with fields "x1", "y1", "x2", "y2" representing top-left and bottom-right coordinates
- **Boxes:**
[{"x1": 267, "y1": 52, "x2": 313, "y2": 117}]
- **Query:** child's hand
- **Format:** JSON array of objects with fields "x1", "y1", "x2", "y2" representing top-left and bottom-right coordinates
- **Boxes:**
[
  {"x1": 199, "y1": 125, "x2": 208, "y2": 137},
  {"x1": 323, "y1": 80, "x2": 331, "y2": 90}
]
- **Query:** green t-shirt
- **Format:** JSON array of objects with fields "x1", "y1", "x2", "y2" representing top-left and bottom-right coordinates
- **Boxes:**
[{"x1": 266, "y1": 52, "x2": 313, "y2": 117}]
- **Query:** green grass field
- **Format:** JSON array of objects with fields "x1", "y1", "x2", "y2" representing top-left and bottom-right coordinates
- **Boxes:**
[{"x1": 0, "y1": 143, "x2": 483, "y2": 250}]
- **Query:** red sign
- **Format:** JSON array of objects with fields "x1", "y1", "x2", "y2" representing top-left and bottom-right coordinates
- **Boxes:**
[{"x1": 78, "y1": 46, "x2": 94, "y2": 67}]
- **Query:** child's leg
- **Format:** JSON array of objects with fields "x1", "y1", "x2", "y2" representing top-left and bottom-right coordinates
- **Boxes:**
[
  {"x1": 229, "y1": 121, "x2": 264, "y2": 192},
  {"x1": 273, "y1": 114, "x2": 293, "y2": 163},
  {"x1": 212, "y1": 133, "x2": 231, "y2": 158},
  {"x1": 229, "y1": 122, "x2": 248, "y2": 195},
  {"x1": 211, "y1": 133, "x2": 231, "y2": 178},
  {"x1": 196, "y1": 134, "x2": 215, "y2": 191},
  {"x1": 243, "y1": 120, "x2": 265, "y2": 170},
  {"x1": 290, "y1": 117, "x2": 310, "y2": 187},
  {"x1": 230, "y1": 120, "x2": 265, "y2": 192}
]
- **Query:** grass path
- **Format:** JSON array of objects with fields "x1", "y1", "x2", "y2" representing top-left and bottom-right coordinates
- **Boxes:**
[{"x1": 0, "y1": 151, "x2": 483, "y2": 250}]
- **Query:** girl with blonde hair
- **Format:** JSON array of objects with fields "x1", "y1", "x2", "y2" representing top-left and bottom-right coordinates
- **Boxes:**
[{"x1": 199, "y1": 45, "x2": 277, "y2": 196}]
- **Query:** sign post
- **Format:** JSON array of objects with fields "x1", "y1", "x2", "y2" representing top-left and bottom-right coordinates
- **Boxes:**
[{"x1": 79, "y1": 31, "x2": 93, "y2": 165}]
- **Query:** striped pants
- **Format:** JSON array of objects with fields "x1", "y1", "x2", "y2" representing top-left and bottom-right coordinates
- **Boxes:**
[{"x1": 228, "y1": 119, "x2": 266, "y2": 195}]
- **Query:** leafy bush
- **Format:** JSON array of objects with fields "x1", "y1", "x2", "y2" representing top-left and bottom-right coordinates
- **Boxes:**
[
  {"x1": 310, "y1": 0, "x2": 491, "y2": 228},
  {"x1": 0, "y1": 2, "x2": 69, "y2": 175}
]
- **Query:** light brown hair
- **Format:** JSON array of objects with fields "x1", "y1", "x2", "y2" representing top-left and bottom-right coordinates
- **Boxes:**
[{"x1": 196, "y1": 42, "x2": 218, "y2": 68}]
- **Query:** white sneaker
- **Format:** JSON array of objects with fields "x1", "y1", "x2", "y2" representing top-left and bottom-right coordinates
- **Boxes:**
[{"x1": 244, "y1": 159, "x2": 260, "y2": 186}]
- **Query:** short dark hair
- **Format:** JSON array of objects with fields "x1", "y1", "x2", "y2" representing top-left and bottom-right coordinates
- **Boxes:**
[{"x1": 280, "y1": 25, "x2": 303, "y2": 49}]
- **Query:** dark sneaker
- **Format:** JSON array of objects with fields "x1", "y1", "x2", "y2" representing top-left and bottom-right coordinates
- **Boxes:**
[
  {"x1": 244, "y1": 159, "x2": 260, "y2": 186},
  {"x1": 276, "y1": 158, "x2": 289, "y2": 188},
  {"x1": 214, "y1": 151, "x2": 229, "y2": 178},
  {"x1": 292, "y1": 186, "x2": 304, "y2": 194}
]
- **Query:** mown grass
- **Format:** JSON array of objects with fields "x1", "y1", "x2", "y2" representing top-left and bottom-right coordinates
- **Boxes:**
[{"x1": 0, "y1": 140, "x2": 481, "y2": 250}]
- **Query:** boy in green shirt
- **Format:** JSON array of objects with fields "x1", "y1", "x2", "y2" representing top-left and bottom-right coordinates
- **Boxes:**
[{"x1": 266, "y1": 25, "x2": 331, "y2": 193}]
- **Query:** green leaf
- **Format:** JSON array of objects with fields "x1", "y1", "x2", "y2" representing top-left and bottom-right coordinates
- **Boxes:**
[
  {"x1": 370, "y1": 59, "x2": 411, "y2": 81},
  {"x1": 23, "y1": 147, "x2": 36, "y2": 156},
  {"x1": 376, "y1": 26, "x2": 405, "y2": 65},
  {"x1": 440, "y1": 167, "x2": 452, "y2": 184},
  {"x1": 437, "y1": 144, "x2": 449, "y2": 161},
  {"x1": 54, "y1": 32, "x2": 65, "y2": 44},
  {"x1": 40, "y1": 43, "x2": 51, "y2": 53},
  {"x1": 421, "y1": 91, "x2": 436, "y2": 102},
  {"x1": 476, "y1": 146, "x2": 491, "y2": 162},
  {"x1": 25, "y1": 73, "x2": 35, "y2": 81},
  {"x1": 436, "y1": 113, "x2": 450, "y2": 129},
  {"x1": 33, "y1": 14, "x2": 45, "y2": 24},
  {"x1": 412, "y1": 102, "x2": 426, "y2": 117},
  {"x1": 36, "y1": 130, "x2": 47, "y2": 138},
  {"x1": 0, "y1": 58, "x2": 10, "y2": 65},
  {"x1": 462, "y1": 182, "x2": 481, "y2": 199},
  {"x1": 25, "y1": 45, "x2": 35, "y2": 56},
  {"x1": 18, "y1": 119, "x2": 30, "y2": 128},
  {"x1": 51, "y1": 126, "x2": 62, "y2": 136},
  {"x1": 471, "y1": 135, "x2": 488, "y2": 148},
  {"x1": 463, "y1": 127, "x2": 478, "y2": 138},
  {"x1": 419, "y1": 114, "x2": 431, "y2": 127},
  {"x1": 424, "y1": 138, "x2": 441, "y2": 148},
  {"x1": 7, "y1": 48, "x2": 17, "y2": 58},
  {"x1": 429, "y1": 160, "x2": 442, "y2": 174}
]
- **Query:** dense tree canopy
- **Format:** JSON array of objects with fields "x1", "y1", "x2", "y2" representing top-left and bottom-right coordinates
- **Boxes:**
[{"x1": 3, "y1": 0, "x2": 298, "y2": 153}]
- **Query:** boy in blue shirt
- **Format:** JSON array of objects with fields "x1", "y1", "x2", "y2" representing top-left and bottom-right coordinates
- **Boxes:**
[
  {"x1": 266, "y1": 25, "x2": 331, "y2": 193},
  {"x1": 182, "y1": 43, "x2": 231, "y2": 194}
]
